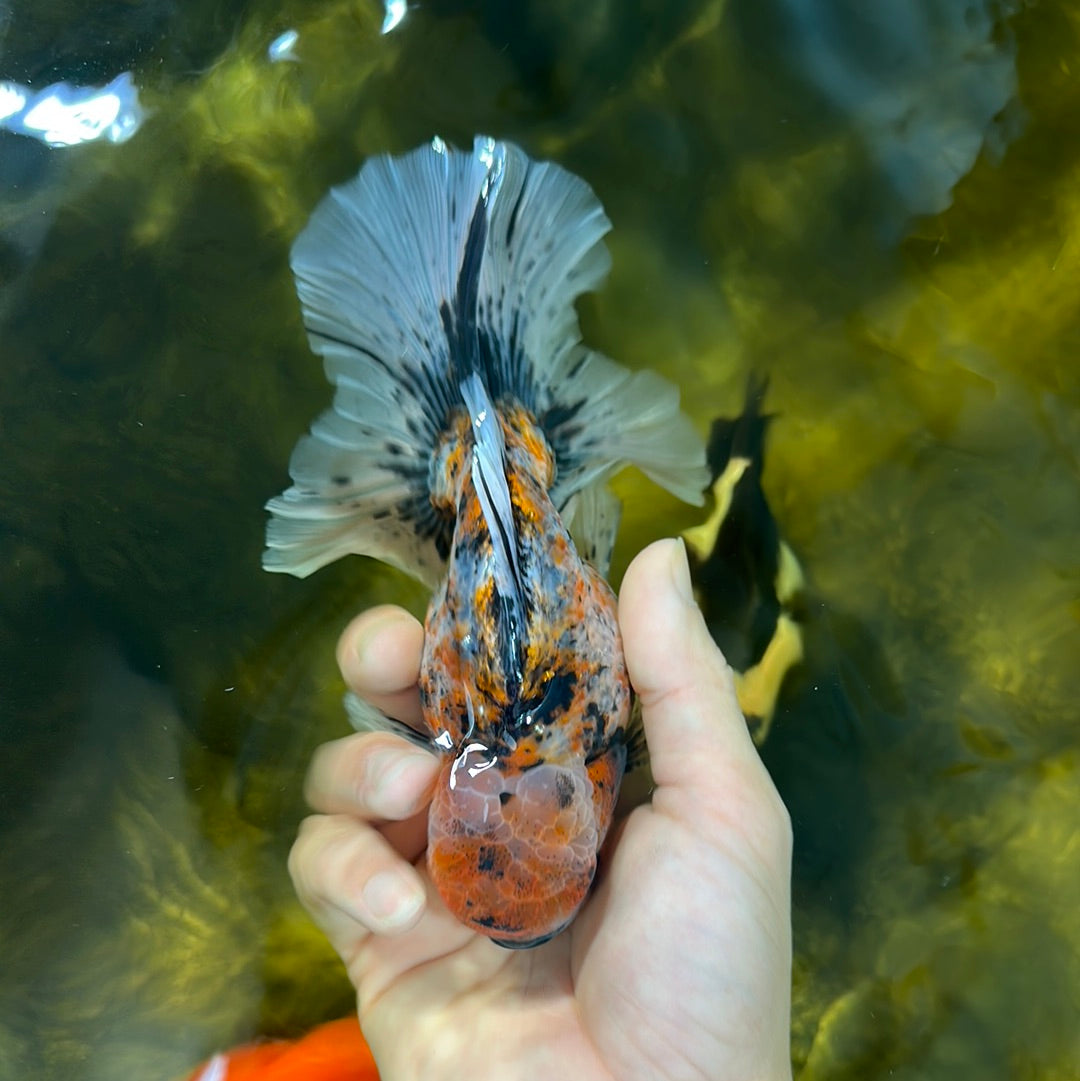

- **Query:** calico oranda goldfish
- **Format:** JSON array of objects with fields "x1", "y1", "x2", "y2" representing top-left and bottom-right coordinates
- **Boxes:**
[{"x1": 264, "y1": 135, "x2": 707, "y2": 947}]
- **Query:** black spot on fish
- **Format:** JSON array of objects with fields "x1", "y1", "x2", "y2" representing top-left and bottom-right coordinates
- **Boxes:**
[
  {"x1": 555, "y1": 771, "x2": 575, "y2": 810},
  {"x1": 474, "y1": 913, "x2": 519, "y2": 932},
  {"x1": 332, "y1": 475, "x2": 350, "y2": 486},
  {"x1": 587, "y1": 738, "x2": 630, "y2": 784},
  {"x1": 477, "y1": 846, "x2": 500, "y2": 875},
  {"x1": 542, "y1": 398, "x2": 585, "y2": 432},
  {"x1": 508, "y1": 669, "x2": 576, "y2": 733},
  {"x1": 505, "y1": 169, "x2": 529, "y2": 246},
  {"x1": 582, "y1": 700, "x2": 606, "y2": 756},
  {"x1": 499, "y1": 791, "x2": 513, "y2": 805},
  {"x1": 441, "y1": 190, "x2": 490, "y2": 381}
]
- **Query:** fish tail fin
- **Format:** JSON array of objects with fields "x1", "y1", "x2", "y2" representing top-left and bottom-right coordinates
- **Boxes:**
[
  {"x1": 264, "y1": 136, "x2": 505, "y2": 585},
  {"x1": 264, "y1": 135, "x2": 706, "y2": 584}
]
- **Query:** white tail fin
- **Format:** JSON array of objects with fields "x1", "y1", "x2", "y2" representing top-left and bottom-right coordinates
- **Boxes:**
[{"x1": 265, "y1": 136, "x2": 706, "y2": 583}]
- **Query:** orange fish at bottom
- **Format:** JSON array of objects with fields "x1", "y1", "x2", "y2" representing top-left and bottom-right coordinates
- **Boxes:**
[{"x1": 185, "y1": 1016, "x2": 378, "y2": 1081}]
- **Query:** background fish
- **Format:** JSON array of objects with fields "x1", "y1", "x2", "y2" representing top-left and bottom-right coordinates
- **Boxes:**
[
  {"x1": 186, "y1": 1016, "x2": 377, "y2": 1081},
  {"x1": 683, "y1": 377, "x2": 806, "y2": 745},
  {"x1": 264, "y1": 135, "x2": 707, "y2": 947}
]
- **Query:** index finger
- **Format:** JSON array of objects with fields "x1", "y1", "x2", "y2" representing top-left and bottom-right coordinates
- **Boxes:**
[{"x1": 336, "y1": 605, "x2": 425, "y2": 728}]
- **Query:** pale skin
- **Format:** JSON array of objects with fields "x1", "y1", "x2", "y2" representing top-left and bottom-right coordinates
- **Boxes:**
[{"x1": 289, "y1": 538, "x2": 794, "y2": 1081}]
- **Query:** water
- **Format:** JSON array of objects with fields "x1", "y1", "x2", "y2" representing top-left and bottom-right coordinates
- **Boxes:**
[{"x1": 1, "y1": 0, "x2": 1078, "y2": 1078}]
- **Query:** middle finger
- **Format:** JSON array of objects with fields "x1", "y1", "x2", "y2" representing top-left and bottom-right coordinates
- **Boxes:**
[{"x1": 305, "y1": 731, "x2": 439, "y2": 822}]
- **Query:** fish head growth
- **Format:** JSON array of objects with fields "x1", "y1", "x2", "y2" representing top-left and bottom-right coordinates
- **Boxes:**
[{"x1": 427, "y1": 746, "x2": 603, "y2": 947}]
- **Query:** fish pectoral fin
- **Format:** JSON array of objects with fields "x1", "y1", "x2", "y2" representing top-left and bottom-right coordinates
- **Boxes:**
[{"x1": 344, "y1": 691, "x2": 435, "y2": 751}]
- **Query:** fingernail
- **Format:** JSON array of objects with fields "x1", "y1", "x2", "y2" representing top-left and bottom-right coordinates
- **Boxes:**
[
  {"x1": 668, "y1": 537, "x2": 697, "y2": 606},
  {"x1": 361, "y1": 870, "x2": 425, "y2": 931},
  {"x1": 368, "y1": 749, "x2": 436, "y2": 818}
]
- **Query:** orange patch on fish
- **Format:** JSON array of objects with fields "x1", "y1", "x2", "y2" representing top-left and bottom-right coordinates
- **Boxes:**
[{"x1": 186, "y1": 1016, "x2": 378, "y2": 1081}]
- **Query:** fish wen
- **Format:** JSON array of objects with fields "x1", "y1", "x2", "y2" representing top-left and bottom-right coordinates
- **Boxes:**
[{"x1": 265, "y1": 135, "x2": 707, "y2": 947}]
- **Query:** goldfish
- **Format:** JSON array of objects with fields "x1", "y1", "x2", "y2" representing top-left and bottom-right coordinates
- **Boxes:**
[
  {"x1": 681, "y1": 377, "x2": 805, "y2": 745},
  {"x1": 265, "y1": 135, "x2": 707, "y2": 947},
  {"x1": 185, "y1": 1016, "x2": 377, "y2": 1081}
]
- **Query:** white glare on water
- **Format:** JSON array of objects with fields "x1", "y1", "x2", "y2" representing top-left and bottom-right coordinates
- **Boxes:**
[
  {"x1": 268, "y1": 29, "x2": 300, "y2": 63},
  {"x1": 382, "y1": 0, "x2": 407, "y2": 34},
  {"x1": 0, "y1": 72, "x2": 143, "y2": 148}
]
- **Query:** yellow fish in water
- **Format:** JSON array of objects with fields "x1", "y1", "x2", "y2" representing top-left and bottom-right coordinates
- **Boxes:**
[
  {"x1": 682, "y1": 377, "x2": 805, "y2": 745},
  {"x1": 264, "y1": 135, "x2": 707, "y2": 947}
]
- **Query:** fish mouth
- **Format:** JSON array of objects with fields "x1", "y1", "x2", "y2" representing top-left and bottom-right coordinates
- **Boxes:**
[{"x1": 488, "y1": 921, "x2": 570, "y2": 950}]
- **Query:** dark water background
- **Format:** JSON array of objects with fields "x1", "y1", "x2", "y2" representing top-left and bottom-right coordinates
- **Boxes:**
[{"x1": 1, "y1": 0, "x2": 1078, "y2": 1078}]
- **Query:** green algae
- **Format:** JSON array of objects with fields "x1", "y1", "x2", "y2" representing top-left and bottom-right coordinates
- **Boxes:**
[{"x1": 0, "y1": 0, "x2": 1078, "y2": 1079}]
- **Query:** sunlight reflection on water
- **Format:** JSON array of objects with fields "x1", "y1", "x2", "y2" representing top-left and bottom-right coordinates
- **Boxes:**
[{"x1": 0, "y1": 71, "x2": 142, "y2": 146}]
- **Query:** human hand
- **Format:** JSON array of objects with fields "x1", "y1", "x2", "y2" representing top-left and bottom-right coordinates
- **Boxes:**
[{"x1": 289, "y1": 538, "x2": 793, "y2": 1081}]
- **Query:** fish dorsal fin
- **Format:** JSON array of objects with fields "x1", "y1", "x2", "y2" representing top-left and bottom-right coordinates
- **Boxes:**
[{"x1": 459, "y1": 372, "x2": 526, "y2": 631}]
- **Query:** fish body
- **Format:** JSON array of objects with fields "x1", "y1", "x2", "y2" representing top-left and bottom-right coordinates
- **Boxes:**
[
  {"x1": 682, "y1": 378, "x2": 805, "y2": 744},
  {"x1": 265, "y1": 136, "x2": 706, "y2": 946},
  {"x1": 422, "y1": 392, "x2": 629, "y2": 944}
]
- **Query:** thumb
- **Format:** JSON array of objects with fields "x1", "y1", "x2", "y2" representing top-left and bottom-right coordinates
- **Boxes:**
[{"x1": 618, "y1": 538, "x2": 762, "y2": 801}]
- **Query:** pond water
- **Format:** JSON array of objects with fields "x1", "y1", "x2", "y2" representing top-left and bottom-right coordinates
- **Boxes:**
[{"x1": 1, "y1": 1, "x2": 1077, "y2": 1078}]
